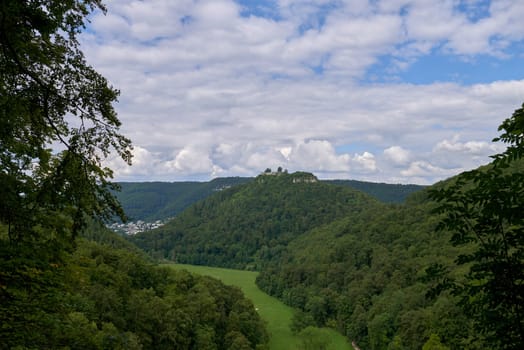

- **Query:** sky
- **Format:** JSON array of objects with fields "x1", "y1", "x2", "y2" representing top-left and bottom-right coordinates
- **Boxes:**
[{"x1": 80, "y1": 0, "x2": 524, "y2": 184}]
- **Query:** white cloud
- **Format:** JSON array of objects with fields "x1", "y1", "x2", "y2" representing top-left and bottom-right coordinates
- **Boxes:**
[
  {"x1": 192, "y1": 0, "x2": 240, "y2": 25},
  {"x1": 352, "y1": 152, "x2": 377, "y2": 173},
  {"x1": 401, "y1": 160, "x2": 442, "y2": 177},
  {"x1": 81, "y1": 0, "x2": 524, "y2": 184},
  {"x1": 399, "y1": 160, "x2": 461, "y2": 184},
  {"x1": 429, "y1": 135, "x2": 505, "y2": 170},
  {"x1": 165, "y1": 147, "x2": 215, "y2": 175},
  {"x1": 104, "y1": 146, "x2": 157, "y2": 179},
  {"x1": 404, "y1": 0, "x2": 464, "y2": 42},
  {"x1": 288, "y1": 140, "x2": 351, "y2": 172},
  {"x1": 90, "y1": 12, "x2": 131, "y2": 39},
  {"x1": 446, "y1": 1, "x2": 524, "y2": 56},
  {"x1": 400, "y1": 160, "x2": 466, "y2": 185},
  {"x1": 433, "y1": 137, "x2": 502, "y2": 155},
  {"x1": 384, "y1": 146, "x2": 411, "y2": 166}
]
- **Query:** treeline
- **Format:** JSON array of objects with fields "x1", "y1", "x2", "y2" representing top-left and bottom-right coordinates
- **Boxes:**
[
  {"x1": 130, "y1": 172, "x2": 379, "y2": 269},
  {"x1": 0, "y1": 225, "x2": 269, "y2": 349},
  {"x1": 115, "y1": 176, "x2": 423, "y2": 223}
]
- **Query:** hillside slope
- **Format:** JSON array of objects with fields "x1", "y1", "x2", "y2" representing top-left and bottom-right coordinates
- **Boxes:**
[
  {"x1": 255, "y1": 189, "x2": 472, "y2": 349},
  {"x1": 126, "y1": 154, "x2": 523, "y2": 349},
  {"x1": 115, "y1": 177, "x2": 252, "y2": 221},
  {"x1": 130, "y1": 172, "x2": 380, "y2": 269},
  {"x1": 115, "y1": 177, "x2": 424, "y2": 223},
  {"x1": 324, "y1": 180, "x2": 425, "y2": 203},
  {"x1": 1, "y1": 222, "x2": 269, "y2": 349}
]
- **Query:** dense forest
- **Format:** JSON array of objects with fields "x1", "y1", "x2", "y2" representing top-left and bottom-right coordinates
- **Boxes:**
[
  {"x1": 255, "y1": 189, "x2": 466, "y2": 349},
  {"x1": 114, "y1": 177, "x2": 424, "y2": 222},
  {"x1": 323, "y1": 180, "x2": 425, "y2": 204},
  {"x1": 114, "y1": 177, "x2": 252, "y2": 222},
  {"x1": 1, "y1": 224, "x2": 269, "y2": 349},
  {"x1": 131, "y1": 172, "x2": 463, "y2": 349},
  {"x1": 130, "y1": 172, "x2": 380, "y2": 269}
]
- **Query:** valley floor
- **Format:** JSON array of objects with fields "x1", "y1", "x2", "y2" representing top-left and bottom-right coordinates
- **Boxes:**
[{"x1": 167, "y1": 264, "x2": 353, "y2": 350}]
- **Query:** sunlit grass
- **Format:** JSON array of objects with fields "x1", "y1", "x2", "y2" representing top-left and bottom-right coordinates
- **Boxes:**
[{"x1": 166, "y1": 263, "x2": 352, "y2": 350}]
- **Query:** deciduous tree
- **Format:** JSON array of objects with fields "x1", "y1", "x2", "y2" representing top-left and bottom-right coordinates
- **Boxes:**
[
  {"x1": 0, "y1": 1, "x2": 131, "y2": 346},
  {"x1": 0, "y1": 0, "x2": 132, "y2": 245},
  {"x1": 430, "y1": 103, "x2": 524, "y2": 349}
]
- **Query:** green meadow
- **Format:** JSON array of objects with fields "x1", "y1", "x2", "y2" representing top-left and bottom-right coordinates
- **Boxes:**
[{"x1": 168, "y1": 264, "x2": 353, "y2": 350}]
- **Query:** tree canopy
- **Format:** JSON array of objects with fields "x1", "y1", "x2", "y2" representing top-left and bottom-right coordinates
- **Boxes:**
[
  {"x1": 0, "y1": 0, "x2": 132, "y2": 246},
  {"x1": 0, "y1": 0, "x2": 133, "y2": 345},
  {"x1": 130, "y1": 172, "x2": 379, "y2": 269},
  {"x1": 429, "y1": 103, "x2": 524, "y2": 349}
]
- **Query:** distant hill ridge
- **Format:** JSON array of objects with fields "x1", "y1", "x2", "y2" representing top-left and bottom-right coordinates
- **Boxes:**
[
  {"x1": 114, "y1": 177, "x2": 252, "y2": 221},
  {"x1": 129, "y1": 171, "x2": 383, "y2": 269},
  {"x1": 116, "y1": 173, "x2": 424, "y2": 221}
]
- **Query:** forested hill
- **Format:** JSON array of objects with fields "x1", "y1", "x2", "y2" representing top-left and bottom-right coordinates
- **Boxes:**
[
  {"x1": 129, "y1": 172, "x2": 381, "y2": 269},
  {"x1": 254, "y1": 155, "x2": 524, "y2": 349},
  {"x1": 255, "y1": 188, "x2": 458, "y2": 349},
  {"x1": 324, "y1": 179, "x2": 425, "y2": 203},
  {"x1": 116, "y1": 176, "x2": 423, "y2": 222},
  {"x1": 127, "y1": 173, "x2": 485, "y2": 349},
  {"x1": 115, "y1": 177, "x2": 252, "y2": 221},
  {"x1": 1, "y1": 211, "x2": 269, "y2": 350}
]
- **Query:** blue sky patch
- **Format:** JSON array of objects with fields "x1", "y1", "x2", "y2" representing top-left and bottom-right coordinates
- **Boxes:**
[
  {"x1": 364, "y1": 48, "x2": 524, "y2": 85},
  {"x1": 235, "y1": 0, "x2": 281, "y2": 20}
]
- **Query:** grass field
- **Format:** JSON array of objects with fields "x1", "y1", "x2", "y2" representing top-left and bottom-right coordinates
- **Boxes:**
[{"x1": 168, "y1": 264, "x2": 353, "y2": 350}]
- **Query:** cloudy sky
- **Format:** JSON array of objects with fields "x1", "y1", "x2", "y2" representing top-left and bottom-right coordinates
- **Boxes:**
[{"x1": 81, "y1": 0, "x2": 524, "y2": 184}]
